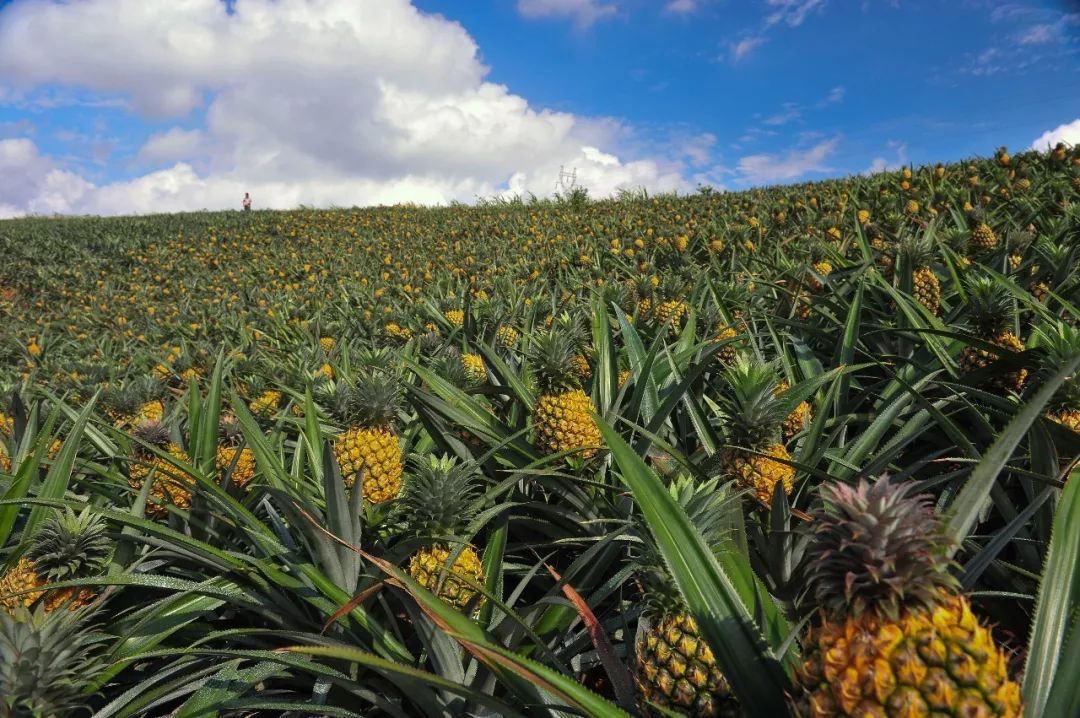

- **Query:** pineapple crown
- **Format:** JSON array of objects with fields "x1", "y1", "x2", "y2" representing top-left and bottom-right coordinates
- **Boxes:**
[
  {"x1": 0, "y1": 604, "x2": 109, "y2": 717},
  {"x1": 964, "y1": 275, "x2": 1015, "y2": 336},
  {"x1": 802, "y1": 478, "x2": 957, "y2": 621},
  {"x1": 133, "y1": 420, "x2": 172, "y2": 450},
  {"x1": 398, "y1": 454, "x2": 484, "y2": 538},
  {"x1": 716, "y1": 354, "x2": 788, "y2": 447},
  {"x1": 433, "y1": 352, "x2": 469, "y2": 389},
  {"x1": 898, "y1": 232, "x2": 936, "y2": 268},
  {"x1": 218, "y1": 414, "x2": 244, "y2": 446},
  {"x1": 28, "y1": 507, "x2": 111, "y2": 581},
  {"x1": 632, "y1": 476, "x2": 735, "y2": 618},
  {"x1": 530, "y1": 329, "x2": 583, "y2": 394},
  {"x1": 334, "y1": 367, "x2": 401, "y2": 427},
  {"x1": 1030, "y1": 321, "x2": 1080, "y2": 411}
]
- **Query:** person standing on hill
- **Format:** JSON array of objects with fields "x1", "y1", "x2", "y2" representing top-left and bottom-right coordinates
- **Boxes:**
[{"x1": 242, "y1": 192, "x2": 252, "y2": 211}]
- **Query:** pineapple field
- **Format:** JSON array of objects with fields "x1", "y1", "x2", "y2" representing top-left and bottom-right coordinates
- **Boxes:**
[{"x1": 1, "y1": 144, "x2": 1080, "y2": 717}]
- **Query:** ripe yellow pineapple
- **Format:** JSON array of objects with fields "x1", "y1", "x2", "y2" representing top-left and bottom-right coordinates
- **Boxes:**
[
  {"x1": 570, "y1": 353, "x2": 592, "y2": 383},
  {"x1": 713, "y1": 324, "x2": 742, "y2": 365},
  {"x1": 969, "y1": 211, "x2": 999, "y2": 253},
  {"x1": 331, "y1": 367, "x2": 403, "y2": 503},
  {"x1": 401, "y1": 455, "x2": 486, "y2": 611},
  {"x1": 715, "y1": 356, "x2": 796, "y2": 505},
  {"x1": 0, "y1": 508, "x2": 108, "y2": 615},
  {"x1": 806, "y1": 260, "x2": 832, "y2": 291},
  {"x1": 654, "y1": 300, "x2": 688, "y2": 334},
  {"x1": 102, "y1": 378, "x2": 166, "y2": 427},
  {"x1": 959, "y1": 277, "x2": 1027, "y2": 394},
  {"x1": 795, "y1": 478, "x2": 1021, "y2": 717},
  {"x1": 0, "y1": 411, "x2": 11, "y2": 472},
  {"x1": 531, "y1": 330, "x2": 601, "y2": 460},
  {"x1": 461, "y1": 352, "x2": 486, "y2": 385},
  {"x1": 319, "y1": 336, "x2": 335, "y2": 352},
  {"x1": 248, "y1": 387, "x2": 282, "y2": 418},
  {"x1": 216, "y1": 415, "x2": 255, "y2": 488},
  {"x1": 901, "y1": 235, "x2": 941, "y2": 315},
  {"x1": 776, "y1": 381, "x2": 811, "y2": 442},
  {"x1": 633, "y1": 477, "x2": 738, "y2": 717},
  {"x1": 444, "y1": 308, "x2": 465, "y2": 328},
  {"x1": 129, "y1": 421, "x2": 193, "y2": 517},
  {"x1": 496, "y1": 325, "x2": 519, "y2": 349}
]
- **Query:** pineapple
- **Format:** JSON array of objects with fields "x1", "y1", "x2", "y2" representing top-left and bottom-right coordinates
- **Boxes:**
[
  {"x1": 319, "y1": 335, "x2": 336, "y2": 353},
  {"x1": 400, "y1": 455, "x2": 486, "y2": 611},
  {"x1": 713, "y1": 356, "x2": 796, "y2": 505},
  {"x1": 249, "y1": 387, "x2": 282, "y2": 419},
  {"x1": 216, "y1": 414, "x2": 255, "y2": 488},
  {"x1": 461, "y1": 352, "x2": 487, "y2": 385},
  {"x1": 632, "y1": 477, "x2": 738, "y2": 717},
  {"x1": 776, "y1": 381, "x2": 811, "y2": 442},
  {"x1": 0, "y1": 411, "x2": 11, "y2": 473},
  {"x1": 795, "y1": 478, "x2": 1022, "y2": 717},
  {"x1": 959, "y1": 277, "x2": 1028, "y2": 393},
  {"x1": 1031, "y1": 322, "x2": 1080, "y2": 442},
  {"x1": 444, "y1": 308, "x2": 465, "y2": 328},
  {"x1": 0, "y1": 508, "x2": 109, "y2": 614},
  {"x1": 806, "y1": 260, "x2": 832, "y2": 292},
  {"x1": 102, "y1": 377, "x2": 165, "y2": 427},
  {"x1": 713, "y1": 324, "x2": 741, "y2": 365},
  {"x1": 654, "y1": 300, "x2": 688, "y2": 334},
  {"x1": 495, "y1": 325, "x2": 519, "y2": 349},
  {"x1": 531, "y1": 330, "x2": 602, "y2": 460},
  {"x1": 969, "y1": 210, "x2": 999, "y2": 253},
  {"x1": 129, "y1": 421, "x2": 193, "y2": 517},
  {"x1": 331, "y1": 368, "x2": 403, "y2": 504},
  {"x1": 900, "y1": 235, "x2": 940, "y2": 316}
]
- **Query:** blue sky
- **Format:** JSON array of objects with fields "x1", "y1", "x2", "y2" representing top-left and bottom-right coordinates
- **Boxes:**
[{"x1": 0, "y1": 0, "x2": 1078, "y2": 216}]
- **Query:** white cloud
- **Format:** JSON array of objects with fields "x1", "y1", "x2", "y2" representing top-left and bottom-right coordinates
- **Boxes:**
[
  {"x1": 1031, "y1": 118, "x2": 1080, "y2": 150},
  {"x1": 731, "y1": 35, "x2": 766, "y2": 61},
  {"x1": 736, "y1": 137, "x2": 838, "y2": 184},
  {"x1": 517, "y1": 0, "x2": 617, "y2": 28},
  {"x1": 764, "y1": 0, "x2": 825, "y2": 28},
  {"x1": 763, "y1": 103, "x2": 801, "y2": 126},
  {"x1": 818, "y1": 85, "x2": 845, "y2": 106},
  {"x1": 0, "y1": 138, "x2": 92, "y2": 216},
  {"x1": 0, "y1": 0, "x2": 686, "y2": 216},
  {"x1": 138, "y1": 128, "x2": 205, "y2": 163},
  {"x1": 664, "y1": 0, "x2": 699, "y2": 13},
  {"x1": 864, "y1": 141, "x2": 907, "y2": 175}
]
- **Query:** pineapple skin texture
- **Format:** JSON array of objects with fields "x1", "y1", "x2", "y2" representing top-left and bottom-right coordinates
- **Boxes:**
[
  {"x1": 129, "y1": 443, "x2": 193, "y2": 517},
  {"x1": 960, "y1": 331, "x2": 1028, "y2": 394},
  {"x1": 723, "y1": 444, "x2": 795, "y2": 505},
  {"x1": 655, "y1": 301, "x2": 688, "y2": 334},
  {"x1": 334, "y1": 426, "x2": 402, "y2": 503},
  {"x1": 1051, "y1": 409, "x2": 1080, "y2": 433},
  {"x1": 636, "y1": 612, "x2": 733, "y2": 717},
  {"x1": 408, "y1": 543, "x2": 484, "y2": 610},
  {"x1": 462, "y1": 353, "x2": 486, "y2": 384},
  {"x1": 216, "y1": 445, "x2": 256, "y2": 488},
  {"x1": 0, "y1": 557, "x2": 95, "y2": 615},
  {"x1": 796, "y1": 594, "x2": 1021, "y2": 718},
  {"x1": 970, "y1": 224, "x2": 999, "y2": 253},
  {"x1": 714, "y1": 326, "x2": 739, "y2": 365},
  {"x1": 534, "y1": 389, "x2": 601, "y2": 459},
  {"x1": 912, "y1": 267, "x2": 940, "y2": 316}
]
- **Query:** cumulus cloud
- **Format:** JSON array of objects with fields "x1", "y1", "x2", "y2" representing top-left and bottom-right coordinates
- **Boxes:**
[
  {"x1": 0, "y1": 138, "x2": 92, "y2": 217},
  {"x1": 1031, "y1": 118, "x2": 1080, "y2": 150},
  {"x1": 0, "y1": 0, "x2": 686, "y2": 216},
  {"x1": 517, "y1": 0, "x2": 617, "y2": 28},
  {"x1": 736, "y1": 137, "x2": 838, "y2": 184},
  {"x1": 865, "y1": 141, "x2": 907, "y2": 175}
]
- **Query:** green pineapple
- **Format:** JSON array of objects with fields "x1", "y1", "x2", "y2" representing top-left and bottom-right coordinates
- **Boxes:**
[{"x1": 400, "y1": 455, "x2": 486, "y2": 611}]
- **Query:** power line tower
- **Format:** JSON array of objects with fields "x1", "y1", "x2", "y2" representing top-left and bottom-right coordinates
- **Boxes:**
[{"x1": 555, "y1": 165, "x2": 578, "y2": 194}]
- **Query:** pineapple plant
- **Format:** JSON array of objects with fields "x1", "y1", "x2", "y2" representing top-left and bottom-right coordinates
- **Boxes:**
[
  {"x1": 495, "y1": 324, "x2": 519, "y2": 349},
  {"x1": 794, "y1": 478, "x2": 1022, "y2": 717},
  {"x1": 216, "y1": 414, "x2": 255, "y2": 488},
  {"x1": 632, "y1": 476, "x2": 738, "y2": 717},
  {"x1": 1031, "y1": 322, "x2": 1080, "y2": 436},
  {"x1": 0, "y1": 508, "x2": 109, "y2": 614},
  {"x1": 713, "y1": 355, "x2": 796, "y2": 505},
  {"x1": 959, "y1": 277, "x2": 1028, "y2": 394},
  {"x1": 531, "y1": 330, "x2": 601, "y2": 460},
  {"x1": 101, "y1": 377, "x2": 165, "y2": 427},
  {"x1": 129, "y1": 420, "x2": 193, "y2": 517},
  {"x1": 806, "y1": 259, "x2": 833, "y2": 292},
  {"x1": 400, "y1": 455, "x2": 486, "y2": 611},
  {"x1": 331, "y1": 368, "x2": 404, "y2": 504}
]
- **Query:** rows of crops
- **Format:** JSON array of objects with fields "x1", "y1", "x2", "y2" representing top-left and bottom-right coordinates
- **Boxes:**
[{"x1": 1, "y1": 144, "x2": 1079, "y2": 716}]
